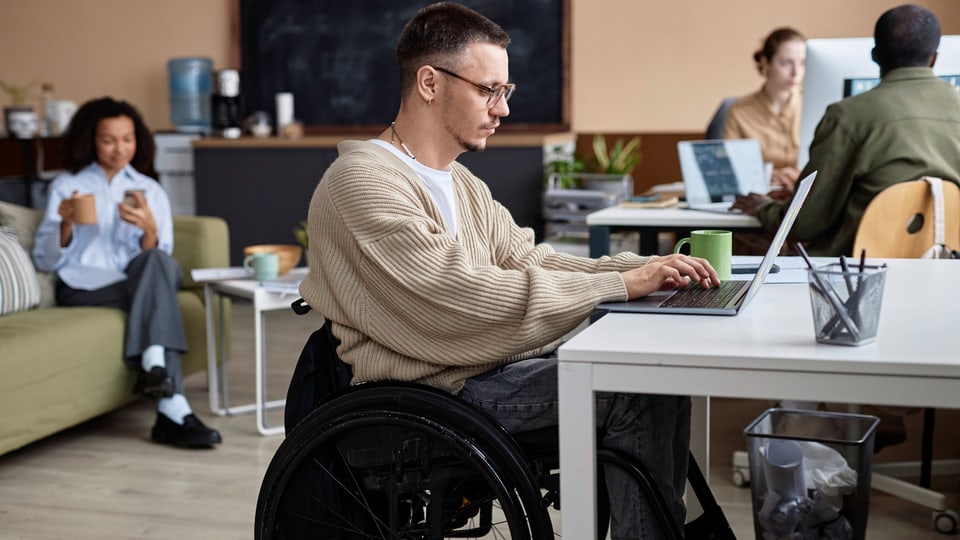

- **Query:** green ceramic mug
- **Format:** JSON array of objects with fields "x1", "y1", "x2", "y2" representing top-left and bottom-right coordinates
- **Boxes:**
[
  {"x1": 673, "y1": 230, "x2": 732, "y2": 281},
  {"x1": 243, "y1": 252, "x2": 279, "y2": 281}
]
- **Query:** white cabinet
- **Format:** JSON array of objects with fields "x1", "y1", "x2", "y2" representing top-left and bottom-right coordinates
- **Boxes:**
[{"x1": 154, "y1": 133, "x2": 199, "y2": 215}]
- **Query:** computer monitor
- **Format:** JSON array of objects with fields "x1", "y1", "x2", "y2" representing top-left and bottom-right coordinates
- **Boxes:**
[
  {"x1": 798, "y1": 35, "x2": 960, "y2": 166},
  {"x1": 843, "y1": 74, "x2": 960, "y2": 97}
]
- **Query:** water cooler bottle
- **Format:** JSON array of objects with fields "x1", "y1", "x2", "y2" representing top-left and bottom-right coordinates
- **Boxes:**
[{"x1": 167, "y1": 57, "x2": 212, "y2": 133}]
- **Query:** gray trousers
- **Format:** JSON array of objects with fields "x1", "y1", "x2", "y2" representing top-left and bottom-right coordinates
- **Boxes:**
[
  {"x1": 459, "y1": 355, "x2": 691, "y2": 540},
  {"x1": 55, "y1": 249, "x2": 188, "y2": 394}
]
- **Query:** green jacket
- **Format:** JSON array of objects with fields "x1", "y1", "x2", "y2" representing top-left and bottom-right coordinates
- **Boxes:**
[{"x1": 755, "y1": 67, "x2": 960, "y2": 256}]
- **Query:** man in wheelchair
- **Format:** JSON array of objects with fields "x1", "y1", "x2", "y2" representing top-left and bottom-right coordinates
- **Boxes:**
[{"x1": 265, "y1": 3, "x2": 722, "y2": 539}]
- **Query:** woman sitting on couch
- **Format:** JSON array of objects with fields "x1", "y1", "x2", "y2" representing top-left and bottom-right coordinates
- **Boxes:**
[{"x1": 32, "y1": 97, "x2": 221, "y2": 449}]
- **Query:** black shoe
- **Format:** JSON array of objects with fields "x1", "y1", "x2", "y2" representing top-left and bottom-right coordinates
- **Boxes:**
[
  {"x1": 151, "y1": 413, "x2": 222, "y2": 448},
  {"x1": 133, "y1": 367, "x2": 175, "y2": 398}
]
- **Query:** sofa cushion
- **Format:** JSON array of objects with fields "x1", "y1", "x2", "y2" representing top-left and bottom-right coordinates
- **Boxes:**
[
  {"x1": 0, "y1": 227, "x2": 42, "y2": 316},
  {"x1": 0, "y1": 200, "x2": 56, "y2": 307},
  {"x1": 0, "y1": 200, "x2": 42, "y2": 252}
]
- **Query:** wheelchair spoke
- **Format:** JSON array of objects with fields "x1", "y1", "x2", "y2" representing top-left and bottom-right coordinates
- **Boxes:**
[{"x1": 304, "y1": 453, "x2": 393, "y2": 537}]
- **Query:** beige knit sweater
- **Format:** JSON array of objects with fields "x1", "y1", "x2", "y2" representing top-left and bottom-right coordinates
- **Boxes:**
[{"x1": 300, "y1": 141, "x2": 654, "y2": 393}]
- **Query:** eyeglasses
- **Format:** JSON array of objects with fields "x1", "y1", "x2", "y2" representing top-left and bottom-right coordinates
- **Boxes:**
[{"x1": 433, "y1": 66, "x2": 516, "y2": 108}]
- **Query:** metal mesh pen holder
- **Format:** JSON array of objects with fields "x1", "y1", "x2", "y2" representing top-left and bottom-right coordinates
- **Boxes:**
[{"x1": 806, "y1": 263, "x2": 887, "y2": 346}]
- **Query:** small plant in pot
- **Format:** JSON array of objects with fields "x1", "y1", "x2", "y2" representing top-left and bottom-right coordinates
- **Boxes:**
[
  {"x1": 1, "y1": 78, "x2": 39, "y2": 138},
  {"x1": 581, "y1": 134, "x2": 642, "y2": 197},
  {"x1": 293, "y1": 220, "x2": 308, "y2": 251},
  {"x1": 544, "y1": 142, "x2": 585, "y2": 190}
]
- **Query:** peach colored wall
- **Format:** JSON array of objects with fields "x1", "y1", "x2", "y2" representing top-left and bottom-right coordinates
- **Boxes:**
[
  {"x1": 0, "y1": 0, "x2": 235, "y2": 131},
  {"x1": 2, "y1": 1, "x2": 958, "y2": 132},
  {"x1": 573, "y1": 0, "x2": 960, "y2": 132}
]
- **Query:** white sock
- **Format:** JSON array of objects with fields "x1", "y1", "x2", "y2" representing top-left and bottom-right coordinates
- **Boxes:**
[
  {"x1": 141, "y1": 344, "x2": 166, "y2": 372},
  {"x1": 157, "y1": 394, "x2": 192, "y2": 424}
]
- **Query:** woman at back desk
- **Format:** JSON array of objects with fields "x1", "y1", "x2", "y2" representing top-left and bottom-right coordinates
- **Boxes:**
[{"x1": 724, "y1": 27, "x2": 806, "y2": 195}]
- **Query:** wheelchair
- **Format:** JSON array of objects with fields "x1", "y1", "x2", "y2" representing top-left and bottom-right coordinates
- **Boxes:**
[{"x1": 255, "y1": 309, "x2": 736, "y2": 539}]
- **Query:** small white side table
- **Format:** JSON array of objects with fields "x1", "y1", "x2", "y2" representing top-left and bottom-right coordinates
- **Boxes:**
[{"x1": 203, "y1": 268, "x2": 307, "y2": 435}]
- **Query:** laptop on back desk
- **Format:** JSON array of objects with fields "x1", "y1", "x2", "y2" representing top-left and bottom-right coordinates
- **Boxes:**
[
  {"x1": 679, "y1": 139, "x2": 770, "y2": 212},
  {"x1": 598, "y1": 171, "x2": 816, "y2": 316}
]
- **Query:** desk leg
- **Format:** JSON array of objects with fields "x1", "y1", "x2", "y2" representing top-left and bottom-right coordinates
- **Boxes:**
[
  {"x1": 205, "y1": 284, "x2": 223, "y2": 415},
  {"x1": 589, "y1": 225, "x2": 611, "y2": 258},
  {"x1": 207, "y1": 287, "x2": 238, "y2": 416},
  {"x1": 559, "y1": 361, "x2": 598, "y2": 539},
  {"x1": 254, "y1": 290, "x2": 286, "y2": 436},
  {"x1": 687, "y1": 396, "x2": 709, "y2": 519}
]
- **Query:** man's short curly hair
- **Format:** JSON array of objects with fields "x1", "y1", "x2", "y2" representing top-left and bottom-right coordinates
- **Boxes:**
[{"x1": 874, "y1": 4, "x2": 941, "y2": 70}]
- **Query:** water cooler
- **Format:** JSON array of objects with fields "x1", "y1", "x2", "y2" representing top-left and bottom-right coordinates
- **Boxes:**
[{"x1": 167, "y1": 57, "x2": 212, "y2": 133}]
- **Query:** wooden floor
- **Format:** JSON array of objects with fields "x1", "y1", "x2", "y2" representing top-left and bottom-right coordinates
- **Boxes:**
[{"x1": 1, "y1": 302, "x2": 957, "y2": 539}]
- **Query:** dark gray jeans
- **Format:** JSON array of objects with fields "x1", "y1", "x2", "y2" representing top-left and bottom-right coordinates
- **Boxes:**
[
  {"x1": 459, "y1": 355, "x2": 691, "y2": 540},
  {"x1": 55, "y1": 249, "x2": 188, "y2": 395}
]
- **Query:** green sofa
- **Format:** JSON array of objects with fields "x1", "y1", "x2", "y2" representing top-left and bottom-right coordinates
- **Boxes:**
[{"x1": 0, "y1": 201, "x2": 230, "y2": 456}]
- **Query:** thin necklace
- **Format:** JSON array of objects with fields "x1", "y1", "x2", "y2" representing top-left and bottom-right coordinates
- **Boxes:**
[{"x1": 390, "y1": 121, "x2": 416, "y2": 160}]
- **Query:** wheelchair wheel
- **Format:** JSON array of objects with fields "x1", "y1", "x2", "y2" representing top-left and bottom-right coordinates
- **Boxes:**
[{"x1": 255, "y1": 382, "x2": 554, "y2": 540}]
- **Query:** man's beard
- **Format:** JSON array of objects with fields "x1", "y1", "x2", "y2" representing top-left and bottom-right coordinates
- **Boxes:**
[{"x1": 445, "y1": 120, "x2": 488, "y2": 153}]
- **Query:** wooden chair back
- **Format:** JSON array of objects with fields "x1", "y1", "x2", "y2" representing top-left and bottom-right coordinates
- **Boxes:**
[{"x1": 852, "y1": 178, "x2": 960, "y2": 257}]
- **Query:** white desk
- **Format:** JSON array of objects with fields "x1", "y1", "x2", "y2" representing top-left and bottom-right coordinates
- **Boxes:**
[
  {"x1": 203, "y1": 268, "x2": 307, "y2": 435},
  {"x1": 586, "y1": 205, "x2": 762, "y2": 257},
  {"x1": 558, "y1": 258, "x2": 960, "y2": 539}
]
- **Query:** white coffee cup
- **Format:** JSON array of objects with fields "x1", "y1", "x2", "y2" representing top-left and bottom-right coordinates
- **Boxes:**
[{"x1": 762, "y1": 439, "x2": 806, "y2": 502}]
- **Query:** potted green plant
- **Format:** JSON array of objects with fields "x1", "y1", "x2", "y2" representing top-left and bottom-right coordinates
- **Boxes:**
[
  {"x1": 590, "y1": 134, "x2": 642, "y2": 176},
  {"x1": 1, "y1": 78, "x2": 38, "y2": 138},
  {"x1": 544, "y1": 142, "x2": 585, "y2": 190},
  {"x1": 581, "y1": 134, "x2": 642, "y2": 197},
  {"x1": 293, "y1": 220, "x2": 308, "y2": 251}
]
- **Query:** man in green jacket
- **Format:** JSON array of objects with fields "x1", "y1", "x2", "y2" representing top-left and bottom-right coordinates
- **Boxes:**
[{"x1": 733, "y1": 4, "x2": 960, "y2": 256}]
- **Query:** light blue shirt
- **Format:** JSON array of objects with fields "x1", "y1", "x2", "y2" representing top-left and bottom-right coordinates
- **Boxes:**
[{"x1": 33, "y1": 163, "x2": 174, "y2": 290}]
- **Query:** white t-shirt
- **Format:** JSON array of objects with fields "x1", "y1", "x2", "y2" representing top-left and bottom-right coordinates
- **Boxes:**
[{"x1": 370, "y1": 139, "x2": 458, "y2": 239}]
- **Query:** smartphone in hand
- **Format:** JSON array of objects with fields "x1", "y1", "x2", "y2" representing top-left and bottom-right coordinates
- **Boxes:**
[{"x1": 123, "y1": 189, "x2": 144, "y2": 208}]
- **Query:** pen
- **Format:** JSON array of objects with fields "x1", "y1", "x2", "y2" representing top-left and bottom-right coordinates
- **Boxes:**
[{"x1": 839, "y1": 255, "x2": 855, "y2": 296}]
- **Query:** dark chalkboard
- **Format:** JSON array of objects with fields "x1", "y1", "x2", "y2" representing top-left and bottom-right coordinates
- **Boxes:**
[{"x1": 239, "y1": 0, "x2": 567, "y2": 132}]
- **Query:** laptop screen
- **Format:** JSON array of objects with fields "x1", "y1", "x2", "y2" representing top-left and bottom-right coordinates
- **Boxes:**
[
  {"x1": 738, "y1": 170, "x2": 817, "y2": 309},
  {"x1": 678, "y1": 139, "x2": 769, "y2": 204}
]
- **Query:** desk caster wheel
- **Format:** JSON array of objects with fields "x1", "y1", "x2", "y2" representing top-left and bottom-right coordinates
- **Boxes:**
[
  {"x1": 933, "y1": 509, "x2": 958, "y2": 534},
  {"x1": 732, "y1": 467, "x2": 750, "y2": 487}
]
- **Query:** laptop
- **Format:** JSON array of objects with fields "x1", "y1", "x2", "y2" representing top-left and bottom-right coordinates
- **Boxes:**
[
  {"x1": 678, "y1": 139, "x2": 770, "y2": 212},
  {"x1": 598, "y1": 171, "x2": 816, "y2": 316}
]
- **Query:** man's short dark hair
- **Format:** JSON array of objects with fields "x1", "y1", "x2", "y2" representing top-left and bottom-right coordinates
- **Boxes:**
[
  {"x1": 874, "y1": 4, "x2": 941, "y2": 70},
  {"x1": 396, "y1": 2, "x2": 510, "y2": 95}
]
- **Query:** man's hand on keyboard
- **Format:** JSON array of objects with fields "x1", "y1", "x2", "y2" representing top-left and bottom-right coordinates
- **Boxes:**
[{"x1": 621, "y1": 254, "x2": 720, "y2": 299}]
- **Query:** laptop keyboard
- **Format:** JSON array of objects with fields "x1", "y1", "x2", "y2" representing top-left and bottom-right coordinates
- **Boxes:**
[{"x1": 661, "y1": 280, "x2": 749, "y2": 309}]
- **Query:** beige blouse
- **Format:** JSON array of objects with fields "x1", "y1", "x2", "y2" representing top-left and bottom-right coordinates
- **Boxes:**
[{"x1": 723, "y1": 87, "x2": 801, "y2": 169}]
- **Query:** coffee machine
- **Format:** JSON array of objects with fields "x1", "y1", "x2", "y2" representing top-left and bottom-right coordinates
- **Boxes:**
[{"x1": 211, "y1": 69, "x2": 243, "y2": 138}]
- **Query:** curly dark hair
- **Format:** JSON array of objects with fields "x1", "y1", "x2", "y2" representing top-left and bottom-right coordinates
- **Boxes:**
[
  {"x1": 396, "y1": 2, "x2": 510, "y2": 95},
  {"x1": 62, "y1": 97, "x2": 158, "y2": 179}
]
